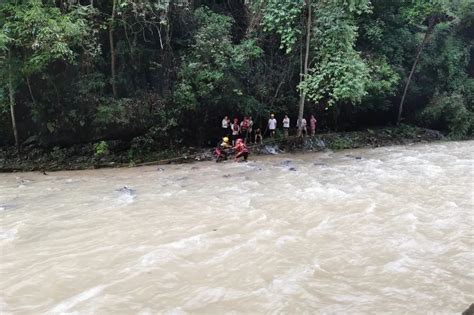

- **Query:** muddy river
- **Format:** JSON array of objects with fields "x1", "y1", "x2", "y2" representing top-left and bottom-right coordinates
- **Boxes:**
[{"x1": 1, "y1": 141, "x2": 473, "y2": 314}]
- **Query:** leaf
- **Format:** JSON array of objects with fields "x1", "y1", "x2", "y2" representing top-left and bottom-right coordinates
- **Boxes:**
[{"x1": 46, "y1": 122, "x2": 55, "y2": 133}]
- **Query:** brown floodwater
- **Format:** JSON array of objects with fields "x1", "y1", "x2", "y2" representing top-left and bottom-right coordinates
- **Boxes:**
[{"x1": 1, "y1": 141, "x2": 473, "y2": 314}]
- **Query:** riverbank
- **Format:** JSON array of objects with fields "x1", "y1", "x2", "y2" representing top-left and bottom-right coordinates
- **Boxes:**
[{"x1": 0, "y1": 125, "x2": 445, "y2": 172}]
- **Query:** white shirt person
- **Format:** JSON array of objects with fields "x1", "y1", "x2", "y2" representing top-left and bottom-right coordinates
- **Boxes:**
[
  {"x1": 268, "y1": 114, "x2": 277, "y2": 137},
  {"x1": 282, "y1": 115, "x2": 290, "y2": 137}
]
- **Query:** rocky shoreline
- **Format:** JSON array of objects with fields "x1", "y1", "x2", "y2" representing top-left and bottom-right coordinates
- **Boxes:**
[{"x1": 0, "y1": 125, "x2": 446, "y2": 172}]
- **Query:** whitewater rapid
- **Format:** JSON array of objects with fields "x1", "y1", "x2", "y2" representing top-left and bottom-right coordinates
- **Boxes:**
[{"x1": 1, "y1": 141, "x2": 473, "y2": 314}]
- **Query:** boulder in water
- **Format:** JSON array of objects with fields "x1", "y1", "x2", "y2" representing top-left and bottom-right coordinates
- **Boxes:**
[
  {"x1": 116, "y1": 186, "x2": 136, "y2": 195},
  {"x1": 281, "y1": 160, "x2": 292, "y2": 166},
  {"x1": 303, "y1": 138, "x2": 326, "y2": 151},
  {"x1": 463, "y1": 304, "x2": 474, "y2": 315},
  {"x1": 288, "y1": 167, "x2": 297, "y2": 171},
  {"x1": 260, "y1": 145, "x2": 279, "y2": 155}
]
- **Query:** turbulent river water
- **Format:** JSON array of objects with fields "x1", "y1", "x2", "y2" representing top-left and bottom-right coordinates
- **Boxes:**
[{"x1": 1, "y1": 141, "x2": 473, "y2": 314}]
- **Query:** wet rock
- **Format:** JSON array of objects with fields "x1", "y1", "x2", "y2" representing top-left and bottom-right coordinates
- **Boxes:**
[
  {"x1": 260, "y1": 145, "x2": 280, "y2": 155},
  {"x1": 288, "y1": 167, "x2": 297, "y2": 171},
  {"x1": 345, "y1": 154, "x2": 362, "y2": 160},
  {"x1": 116, "y1": 186, "x2": 136, "y2": 195},
  {"x1": 194, "y1": 151, "x2": 213, "y2": 161},
  {"x1": 281, "y1": 160, "x2": 292, "y2": 166},
  {"x1": 157, "y1": 167, "x2": 165, "y2": 172},
  {"x1": 424, "y1": 129, "x2": 444, "y2": 140},
  {"x1": 463, "y1": 304, "x2": 474, "y2": 315},
  {"x1": 223, "y1": 174, "x2": 231, "y2": 178},
  {"x1": 302, "y1": 137, "x2": 326, "y2": 151}
]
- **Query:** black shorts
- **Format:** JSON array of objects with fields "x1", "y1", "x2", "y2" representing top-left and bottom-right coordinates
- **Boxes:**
[{"x1": 236, "y1": 151, "x2": 248, "y2": 160}]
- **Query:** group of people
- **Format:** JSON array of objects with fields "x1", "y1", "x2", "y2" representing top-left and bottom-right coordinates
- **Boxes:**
[
  {"x1": 221, "y1": 113, "x2": 318, "y2": 144},
  {"x1": 277, "y1": 114, "x2": 318, "y2": 137},
  {"x1": 217, "y1": 113, "x2": 318, "y2": 163},
  {"x1": 221, "y1": 116, "x2": 255, "y2": 145},
  {"x1": 217, "y1": 137, "x2": 249, "y2": 162}
]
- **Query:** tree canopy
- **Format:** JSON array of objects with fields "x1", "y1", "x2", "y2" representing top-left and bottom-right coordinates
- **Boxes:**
[{"x1": 0, "y1": 0, "x2": 472, "y2": 151}]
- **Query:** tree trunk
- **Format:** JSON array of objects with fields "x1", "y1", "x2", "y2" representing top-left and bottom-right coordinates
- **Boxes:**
[
  {"x1": 397, "y1": 18, "x2": 435, "y2": 125},
  {"x1": 8, "y1": 50, "x2": 20, "y2": 152},
  {"x1": 26, "y1": 76, "x2": 37, "y2": 106},
  {"x1": 109, "y1": 0, "x2": 117, "y2": 98},
  {"x1": 297, "y1": 0, "x2": 311, "y2": 136}
]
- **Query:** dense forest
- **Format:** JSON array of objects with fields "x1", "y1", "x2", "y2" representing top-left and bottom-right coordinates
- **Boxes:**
[{"x1": 0, "y1": 0, "x2": 473, "y2": 155}]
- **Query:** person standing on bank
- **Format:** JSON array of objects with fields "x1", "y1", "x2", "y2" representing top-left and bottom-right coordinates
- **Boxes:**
[
  {"x1": 248, "y1": 116, "x2": 254, "y2": 143},
  {"x1": 254, "y1": 128, "x2": 263, "y2": 144},
  {"x1": 240, "y1": 116, "x2": 250, "y2": 144},
  {"x1": 283, "y1": 114, "x2": 290, "y2": 138},
  {"x1": 221, "y1": 116, "x2": 230, "y2": 137},
  {"x1": 268, "y1": 114, "x2": 277, "y2": 138},
  {"x1": 231, "y1": 118, "x2": 240, "y2": 145},
  {"x1": 310, "y1": 114, "x2": 317, "y2": 136},
  {"x1": 297, "y1": 117, "x2": 307, "y2": 137}
]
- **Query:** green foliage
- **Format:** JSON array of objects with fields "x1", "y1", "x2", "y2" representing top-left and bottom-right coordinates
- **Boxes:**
[
  {"x1": 173, "y1": 7, "x2": 262, "y2": 119},
  {"x1": 366, "y1": 57, "x2": 400, "y2": 98},
  {"x1": 420, "y1": 93, "x2": 472, "y2": 139},
  {"x1": 94, "y1": 97, "x2": 151, "y2": 131},
  {"x1": 128, "y1": 135, "x2": 154, "y2": 159},
  {"x1": 299, "y1": 1, "x2": 371, "y2": 107},
  {"x1": 0, "y1": 32, "x2": 10, "y2": 51},
  {"x1": 416, "y1": 25, "x2": 470, "y2": 94},
  {"x1": 401, "y1": 0, "x2": 451, "y2": 25},
  {"x1": 0, "y1": 0, "x2": 472, "y2": 151},
  {"x1": 262, "y1": 0, "x2": 304, "y2": 54},
  {"x1": 94, "y1": 141, "x2": 109, "y2": 157},
  {"x1": 1, "y1": 1, "x2": 99, "y2": 75},
  {"x1": 328, "y1": 136, "x2": 353, "y2": 150},
  {"x1": 359, "y1": 56, "x2": 401, "y2": 111}
]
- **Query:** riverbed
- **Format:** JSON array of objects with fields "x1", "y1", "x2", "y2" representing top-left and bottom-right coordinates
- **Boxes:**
[{"x1": 1, "y1": 141, "x2": 473, "y2": 313}]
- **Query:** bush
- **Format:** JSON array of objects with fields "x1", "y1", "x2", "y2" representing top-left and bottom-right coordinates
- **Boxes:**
[
  {"x1": 420, "y1": 93, "x2": 473, "y2": 139},
  {"x1": 94, "y1": 141, "x2": 109, "y2": 157},
  {"x1": 328, "y1": 136, "x2": 352, "y2": 150}
]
